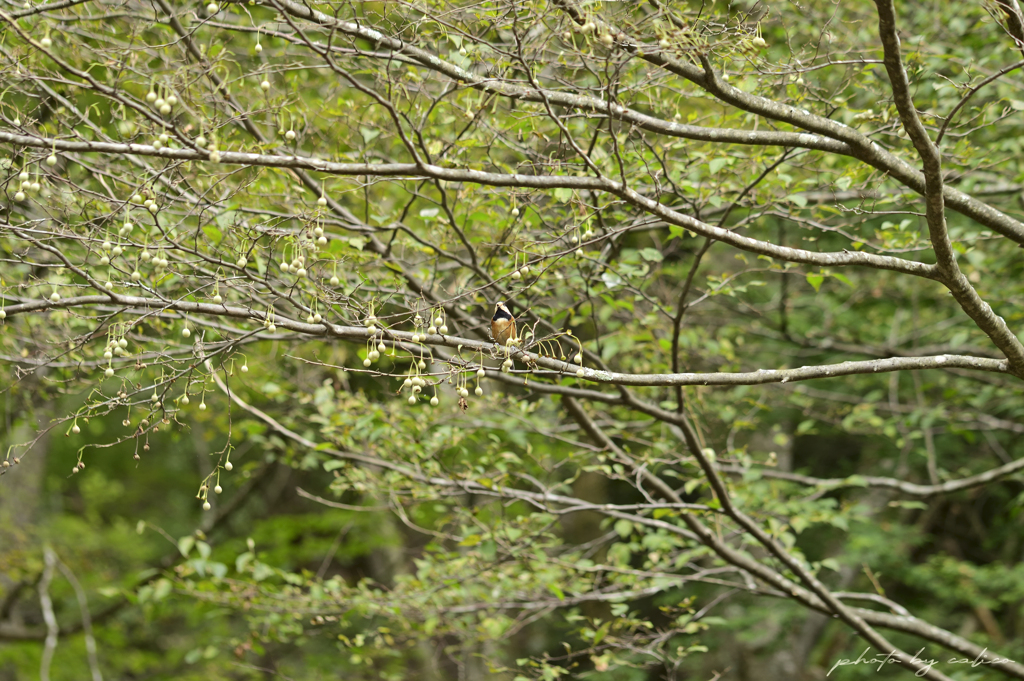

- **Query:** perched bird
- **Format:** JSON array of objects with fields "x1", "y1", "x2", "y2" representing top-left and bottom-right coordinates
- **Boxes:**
[{"x1": 491, "y1": 301, "x2": 516, "y2": 347}]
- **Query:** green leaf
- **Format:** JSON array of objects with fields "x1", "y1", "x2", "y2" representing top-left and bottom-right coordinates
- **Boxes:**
[
  {"x1": 458, "y1": 534, "x2": 482, "y2": 546},
  {"x1": 614, "y1": 519, "x2": 633, "y2": 538},
  {"x1": 152, "y1": 578, "x2": 172, "y2": 601},
  {"x1": 601, "y1": 272, "x2": 622, "y2": 289},
  {"x1": 708, "y1": 157, "x2": 730, "y2": 174},
  {"x1": 638, "y1": 247, "x2": 663, "y2": 262},
  {"x1": 252, "y1": 562, "x2": 275, "y2": 581},
  {"x1": 235, "y1": 551, "x2": 254, "y2": 573},
  {"x1": 553, "y1": 187, "x2": 573, "y2": 202},
  {"x1": 806, "y1": 273, "x2": 824, "y2": 292},
  {"x1": 359, "y1": 126, "x2": 381, "y2": 143},
  {"x1": 831, "y1": 272, "x2": 854, "y2": 287},
  {"x1": 547, "y1": 582, "x2": 565, "y2": 600},
  {"x1": 787, "y1": 193, "x2": 808, "y2": 208},
  {"x1": 202, "y1": 225, "x2": 223, "y2": 244},
  {"x1": 177, "y1": 535, "x2": 195, "y2": 558},
  {"x1": 888, "y1": 500, "x2": 928, "y2": 510},
  {"x1": 214, "y1": 209, "x2": 238, "y2": 230},
  {"x1": 607, "y1": 543, "x2": 631, "y2": 566}
]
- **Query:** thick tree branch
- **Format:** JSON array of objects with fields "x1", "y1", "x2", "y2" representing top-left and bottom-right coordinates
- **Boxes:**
[
  {"x1": 874, "y1": 0, "x2": 1024, "y2": 373},
  {"x1": 3, "y1": 290, "x2": 1006, "y2": 385}
]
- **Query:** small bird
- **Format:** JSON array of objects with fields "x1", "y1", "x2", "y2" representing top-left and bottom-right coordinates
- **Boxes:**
[{"x1": 490, "y1": 301, "x2": 516, "y2": 347}]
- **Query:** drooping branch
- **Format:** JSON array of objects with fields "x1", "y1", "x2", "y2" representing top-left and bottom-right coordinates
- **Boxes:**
[{"x1": 0, "y1": 132, "x2": 941, "y2": 277}]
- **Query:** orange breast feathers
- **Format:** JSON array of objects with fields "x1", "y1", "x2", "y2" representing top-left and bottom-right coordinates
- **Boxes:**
[{"x1": 490, "y1": 302, "x2": 516, "y2": 346}]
